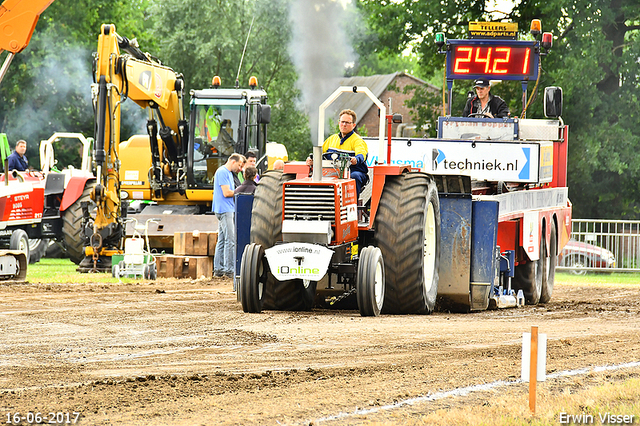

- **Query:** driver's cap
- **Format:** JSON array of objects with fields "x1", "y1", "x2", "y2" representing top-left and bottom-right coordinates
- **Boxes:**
[{"x1": 474, "y1": 78, "x2": 490, "y2": 88}]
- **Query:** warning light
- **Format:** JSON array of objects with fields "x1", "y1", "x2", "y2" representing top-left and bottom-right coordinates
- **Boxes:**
[
  {"x1": 435, "y1": 32, "x2": 445, "y2": 51},
  {"x1": 211, "y1": 75, "x2": 221, "y2": 88},
  {"x1": 249, "y1": 76, "x2": 258, "y2": 88},
  {"x1": 530, "y1": 19, "x2": 542, "y2": 36},
  {"x1": 541, "y1": 32, "x2": 553, "y2": 51}
]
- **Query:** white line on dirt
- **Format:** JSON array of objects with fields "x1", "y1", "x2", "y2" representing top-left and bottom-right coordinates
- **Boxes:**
[{"x1": 310, "y1": 361, "x2": 640, "y2": 424}]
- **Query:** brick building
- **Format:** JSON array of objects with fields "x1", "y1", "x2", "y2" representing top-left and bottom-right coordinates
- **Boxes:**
[{"x1": 326, "y1": 72, "x2": 439, "y2": 138}]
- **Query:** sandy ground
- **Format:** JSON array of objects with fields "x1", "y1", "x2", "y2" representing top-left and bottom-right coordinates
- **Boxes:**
[{"x1": 0, "y1": 277, "x2": 638, "y2": 425}]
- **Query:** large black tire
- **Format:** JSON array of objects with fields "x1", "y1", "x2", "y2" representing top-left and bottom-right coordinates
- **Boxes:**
[
  {"x1": 10, "y1": 229, "x2": 30, "y2": 263},
  {"x1": 62, "y1": 181, "x2": 96, "y2": 265},
  {"x1": 539, "y1": 220, "x2": 557, "y2": 303},
  {"x1": 357, "y1": 246, "x2": 385, "y2": 317},
  {"x1": 513, "y1": 228, "x2": 544, "y2": 305},
  {"x1": 249, "y1": 170, "x2": 315, "y2": 311},
  {"x1": 28, "y1": 238, "x2": 48, "y2": 264},
  {"x1": 45, "y1": 240, "x2": 67, "y2": 258},
  {"x1": 240, "y1": 243, "x2": 268, "y2": 313},
  {"x1": 373, "y1": 173, "x2": 440, "y2": 314},
  {"x1": 250, "y1": 170, "x2": 293, "y2": 249},
  {"x1": 267, "y1": 279, "x2": 316, "y2": 311}
]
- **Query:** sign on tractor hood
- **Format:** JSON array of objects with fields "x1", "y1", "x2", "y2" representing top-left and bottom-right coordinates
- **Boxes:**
[{"x1": 265, "y1": 243, "x2": 334, "y2": 282}]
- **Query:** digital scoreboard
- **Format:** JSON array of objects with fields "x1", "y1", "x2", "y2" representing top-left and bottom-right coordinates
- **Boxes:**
[{"x1": 446, "y1": 40, "x2": 539, "y2": 81}]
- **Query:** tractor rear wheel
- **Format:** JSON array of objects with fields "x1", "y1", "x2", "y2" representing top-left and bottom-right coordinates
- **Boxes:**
[
  {"x1": 62, "y1": 181, "x2": 96, "y2": 264},
  {"x1": 250, "y1": 170, "x2": 293, "y2": 249},
  {"x1": 539, "y1": 220, "x2": 557, "y2": 303},
  {"x1": 240, "y1": 243, "x2": 268, "y2": 313},
  {"x1": 373, "y1": 172, "x2": 440, "y2": 314},
  {"x1": 356, "y1": 246, "x2": 385, "y2": 316},
  {"x1": 249, "y1": 170, "x2": 315, "y2": 311},
  {"x1": 28, "y1": 238, "x2": 48, "y2": 264}
]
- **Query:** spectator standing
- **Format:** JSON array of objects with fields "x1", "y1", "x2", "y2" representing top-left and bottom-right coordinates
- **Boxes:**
[
  {"x1": 244, "y1": 151, "x2": 259, "y2": 181},
  {"x1": 213, "y1": 153, "x2": 243, "y2": 278},
  {"x1": 233, "y1": 155, "x2": 246, "y2": 189},
  {"x1": 273, "y1": 159, "x2": 285, "y2": 170},
  {"x1": 234, "y1": 166, "x2": 258, "y2": 194}
]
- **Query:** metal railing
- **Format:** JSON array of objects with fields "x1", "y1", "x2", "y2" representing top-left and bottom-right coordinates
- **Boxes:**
[{"x1": 557, "y1": 219, "x2": 640, "y2": 274}]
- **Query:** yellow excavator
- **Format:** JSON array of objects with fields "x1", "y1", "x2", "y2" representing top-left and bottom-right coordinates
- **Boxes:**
[{"x1": 82, "y1": 23, "x2": 286, "y2": 272}]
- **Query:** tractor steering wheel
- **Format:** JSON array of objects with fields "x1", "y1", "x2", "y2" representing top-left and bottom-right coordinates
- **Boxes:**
[{"x1": 468, "y1": 112, "x2": 494, "y2": 118}]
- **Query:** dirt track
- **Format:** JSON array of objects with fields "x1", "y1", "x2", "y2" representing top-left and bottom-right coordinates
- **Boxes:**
[{"x1": 0, "y1": 277, "x2": 639, "y2": 425}]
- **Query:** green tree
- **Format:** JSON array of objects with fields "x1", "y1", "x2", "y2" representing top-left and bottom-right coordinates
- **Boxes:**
[
  {"x1": 514, "y1": 0, "x2": 640, "y2": 218},
  {"x1": 148, "y1": 0, "x2": 311, "y2": 160},
  {"x1": 358, "y1": 0, "x2": 640, "y2": 219}
]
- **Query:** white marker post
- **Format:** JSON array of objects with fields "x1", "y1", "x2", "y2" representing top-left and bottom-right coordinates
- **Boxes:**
[{"x1": 521, "y1": 325, "x2": 547, "y2": 413}]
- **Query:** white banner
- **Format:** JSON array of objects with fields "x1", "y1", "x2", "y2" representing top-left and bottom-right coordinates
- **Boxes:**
[
  {"x1": 265, "y1": 243, "x2": 334, "y2": 281},
  {"x1": 365, "y1": 138, "x2": 544, "y2": 183}
]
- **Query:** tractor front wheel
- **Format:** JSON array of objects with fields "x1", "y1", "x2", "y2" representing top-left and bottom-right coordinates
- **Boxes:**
[
  {"x1": 240, "y1": 243, "x2": 268, "y2": 313},
  {"x1": 356, "y1": 246, "x2": 385, "y2": 317},
  {"x1": 28, "y1": 238, "x2": 48, "y2": 264},
  {"x1": 10, "y1": 230, "x2": 30, "y2": 262}
]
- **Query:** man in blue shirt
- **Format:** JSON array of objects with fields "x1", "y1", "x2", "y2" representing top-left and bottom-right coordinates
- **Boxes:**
[
  {"x1": 212, "y1": 153, "x2": 243, "y2": 278},
  {"x1": 7, "y1": 139, "x2": 28, "y2": 171}
]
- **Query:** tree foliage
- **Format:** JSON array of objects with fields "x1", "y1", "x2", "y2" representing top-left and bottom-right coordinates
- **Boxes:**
[
  {"x1": 147, "y1": 0, "x2": 311, "y2": 160},
  {"x1": 358, "y1": 0, "x2": 640, "y2": 219},
  {"x1": 0, "y1": 0, "x2": 153, "y2": 164},
  {"x1": 0, "y1": 0, "x2": 311, "y2": 165}
]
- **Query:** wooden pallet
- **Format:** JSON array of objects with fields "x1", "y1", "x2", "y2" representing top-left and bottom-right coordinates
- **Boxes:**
[
  {"x1": 174, "y1": 231, "x2": 218, "y2": 256},
  {"x1": 156, "y1": 255, "x2": 213, "y2": 279}
]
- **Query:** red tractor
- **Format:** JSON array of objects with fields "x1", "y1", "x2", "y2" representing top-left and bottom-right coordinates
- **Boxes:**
[{"x1": 240, "y1": 87, "x2": 440, "y2": 316}]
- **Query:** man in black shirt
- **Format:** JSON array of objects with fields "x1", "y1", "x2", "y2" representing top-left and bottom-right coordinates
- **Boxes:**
[{"x1": 462, "y1": 78, "x2": 509, "y2": 118}]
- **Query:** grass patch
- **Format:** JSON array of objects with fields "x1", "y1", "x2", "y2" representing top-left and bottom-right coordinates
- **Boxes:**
[
  {"x1": 27, "y1": 258, "x2": 136, "y2": 284},
  {"x1": 556, "y1": 272, "x2": 640, "y2": 286},
  {"x1": 372, "y1": 376, "x2": 640, "y2": 425}
]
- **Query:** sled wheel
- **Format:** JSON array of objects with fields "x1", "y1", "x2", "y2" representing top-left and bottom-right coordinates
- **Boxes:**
[
  {"x1": 513, "y1": 230, "x2": 544, "y2": 305},
  {"x1": 143, "y1": 264, "x2": 150, "y2": 279},
  {"x1": 540, "y1": 220, "x2": 557, "y2": 303}
]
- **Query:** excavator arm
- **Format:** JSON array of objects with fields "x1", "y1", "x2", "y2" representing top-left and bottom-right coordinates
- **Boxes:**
[
  {"x1": 0, "y1": 0, "x2": 55, "y2": 84},
  {"x1": 82, "y1": 23, "x2": 187, "y2": 272}
]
